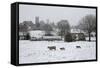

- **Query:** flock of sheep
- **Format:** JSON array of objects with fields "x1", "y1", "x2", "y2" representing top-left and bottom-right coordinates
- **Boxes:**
[{"x1": 47, "y1": 45, "x2": 81, "y2": 51}]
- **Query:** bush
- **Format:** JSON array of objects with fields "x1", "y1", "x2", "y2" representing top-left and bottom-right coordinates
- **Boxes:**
[
  {"x1": 26, "y1": 33, "x2": 30, "y2": 40},
  {"x1": 64, "y1": 33, "x2": 72, "y2": 42},
  {"x1": 78, "y1": 33, "x2": 86, "y2": 41}
]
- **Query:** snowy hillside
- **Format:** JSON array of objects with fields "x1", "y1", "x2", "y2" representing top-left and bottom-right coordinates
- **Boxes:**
[{"x1": 19, "y1": 41, "x2": 96, "y2": 64}]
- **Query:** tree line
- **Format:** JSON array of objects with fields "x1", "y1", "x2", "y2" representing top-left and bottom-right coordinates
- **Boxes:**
[{"x1": 19, "y1": 14, "x2": 96, "y2": 42}]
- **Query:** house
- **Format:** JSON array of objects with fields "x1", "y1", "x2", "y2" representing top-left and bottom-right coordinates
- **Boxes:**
[
  {"x1": 28, "y1": 30, "x2": 45, "y2": 40},
  {"x1": 43, "y1": 31, "x2": 61, "y2": 41},
  {"x1": 28, "y1": 30, "x2": 61, "y2": 41},
  {"x1": 19, "y1": 32, "x2": 28, "y2": 40},
  {"x1": 70, "y1": 28, "x2": 86, "y2": 41}
]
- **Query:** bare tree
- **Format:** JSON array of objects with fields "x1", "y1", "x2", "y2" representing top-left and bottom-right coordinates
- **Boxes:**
[
  {"x1": 39, "y1": 20, "x2": 45, "y2": 30},
  {"x1": 42, "y1": 23, "x2": 53, "y2": 34},
  {"x1": 57, "y1": 20, "x2": 70, "y2": 38},
  {"x1": 19, "y1": 22, "x2": 28, "y2": 32},
  {"x1": 78, "y1": 14, "x2": 96, "y2": 41}
]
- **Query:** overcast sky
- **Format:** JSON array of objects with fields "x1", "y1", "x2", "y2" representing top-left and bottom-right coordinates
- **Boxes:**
[{"x1": 19, "y1": 4, "x2": 96, "y2": 26}]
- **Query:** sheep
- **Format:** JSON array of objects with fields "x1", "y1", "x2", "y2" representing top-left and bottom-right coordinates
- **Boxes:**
[
  {"x1": 60, "y1": 47, "x2": 65, "y2": 50},
  {"x1": 76, "y1": 46, "x2": 81, "y2": 48},
  {"x1": 48, "y1": 46, "x2": 56, "y2": 50}
]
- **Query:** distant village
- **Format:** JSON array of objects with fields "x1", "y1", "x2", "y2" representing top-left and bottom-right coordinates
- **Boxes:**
[{"x1": 19, "y1": 16, "x2": 96, "y2": 42}]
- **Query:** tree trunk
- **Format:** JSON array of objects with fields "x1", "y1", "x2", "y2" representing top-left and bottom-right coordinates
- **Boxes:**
[
  {"x1": 61, "y1": 35, "x2": 63, "y2": 39},
  {"x1": 88, "y1": 33, "x2": 91, "y2": 42},
  {"x1": 60, "y1": 30, "x2": 63, "y2": 40}
]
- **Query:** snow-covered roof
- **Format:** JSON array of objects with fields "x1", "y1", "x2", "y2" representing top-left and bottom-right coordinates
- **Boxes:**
[
  {"x1": 71, "y1": 29, "x2": 84, "y2": 33},
  {"x1": 28, "y1": 30, "x2": 45, "y2": 38},
  {"x1": 19, "y1": 32, "x2": 27, "y2": 35}
]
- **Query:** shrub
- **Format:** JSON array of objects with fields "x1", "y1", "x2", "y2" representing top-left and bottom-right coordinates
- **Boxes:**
[{"x1": 64, "y1": 33, "x2": 73, "y2": 42}]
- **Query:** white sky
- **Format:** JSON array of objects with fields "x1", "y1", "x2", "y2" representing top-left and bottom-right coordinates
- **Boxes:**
[{"x1": 19, "y1": 4, "x2": 96, "y2": 26}]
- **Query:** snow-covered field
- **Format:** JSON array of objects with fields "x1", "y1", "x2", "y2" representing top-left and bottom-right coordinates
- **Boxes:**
[{"x1": 19, "y1": 40, "x2": 96, "y2": 64}]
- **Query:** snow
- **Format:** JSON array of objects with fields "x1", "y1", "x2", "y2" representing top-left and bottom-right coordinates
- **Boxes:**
[
  {"x1": 19, "y1": 40, "x2": 96, "y2": 64},
  {"x1": 71, "y1": 28, "x2": 84, "y2": 33}
]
